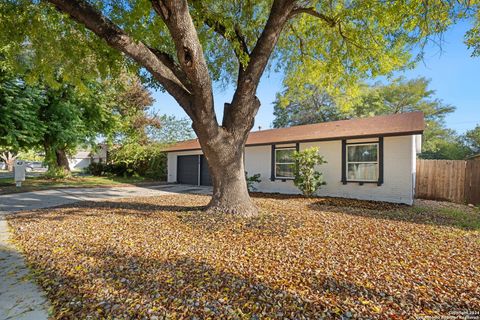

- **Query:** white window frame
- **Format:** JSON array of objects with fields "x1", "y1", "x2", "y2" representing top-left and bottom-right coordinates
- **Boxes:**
[
  {"x1": 275, "y1": 147, "x2": 296, "y2": 179},
  {"x1": 346, "y1": 143, "x2": 379, "y2": 182}
]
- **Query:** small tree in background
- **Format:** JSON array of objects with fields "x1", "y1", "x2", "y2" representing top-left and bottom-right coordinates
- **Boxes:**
[
  {"x1": 464, "y1": 125, "x2": 480, "y2": 155},
  {"x1": 293, "y1": 147, "x2": 326, "y2": 197}
]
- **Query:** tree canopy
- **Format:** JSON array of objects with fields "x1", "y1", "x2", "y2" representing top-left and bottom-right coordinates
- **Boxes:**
[
  {"x1": 465, "y1": 125, "x2": 480, "y2": 154},
  {"x1": 0, "y1": 64, "x2": 45, "y2": 153},
  {"x1": 39, "y1": 80, "x2": 117, "y2": 172},
  {"x1": 273, "y1": 85, "x2": 344, "y2": 128},
  {"x1": 1, "y1": 1, "x2": 476, "y2": 102}
]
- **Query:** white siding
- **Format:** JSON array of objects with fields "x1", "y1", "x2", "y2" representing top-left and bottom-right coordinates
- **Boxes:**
[
  {"x1": 168, "y1": 135, "x2": 417, "y2": 204},
  {"x1": 69, "y1": 158, "x2": 91, "y2": 170}
]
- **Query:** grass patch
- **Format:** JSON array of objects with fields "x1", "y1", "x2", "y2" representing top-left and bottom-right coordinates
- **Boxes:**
[
  {"x1": 315, "y1": 198, "x2": 480, "y2": 231},
  {"x1": 0, "y1": 175, "x2": 161, "y2": 194},
  {"x1": 438, "y1": 207, "x2": 480, "y2": 230}
]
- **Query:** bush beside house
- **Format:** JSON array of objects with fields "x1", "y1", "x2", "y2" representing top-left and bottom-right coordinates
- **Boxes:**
[
  {"x1": 293, "y1": 147, "x2": 327, "y2": 197},
  {"x1": 88, "y1": 143, "x2": 167, "y2": 180}
]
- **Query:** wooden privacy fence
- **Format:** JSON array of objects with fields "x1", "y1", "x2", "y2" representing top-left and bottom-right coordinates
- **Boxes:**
[{"x1": 416, "y1": 158, "x2": 480, "y2": 205}]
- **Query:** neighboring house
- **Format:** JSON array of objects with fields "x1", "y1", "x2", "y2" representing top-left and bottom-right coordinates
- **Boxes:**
[
  {"x1": 165, "y1": 112, "x2": 424, "y2": 204},
  {"x1": 69, "y1": 144, "x2": 108, "y2": 170}
]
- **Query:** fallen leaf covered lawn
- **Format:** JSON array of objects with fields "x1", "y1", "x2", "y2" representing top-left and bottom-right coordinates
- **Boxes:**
[{"x1": 7, "y1": 194, "x2": 480, "y2": 319}]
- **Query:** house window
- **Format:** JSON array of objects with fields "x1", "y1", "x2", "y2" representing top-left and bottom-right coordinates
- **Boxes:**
[
  {"x1": 346, "y1": 143, "x2": 379, "y2": 181},
  {"x1": 275, "y1": 148, "x2": 296, "y2": 179}
]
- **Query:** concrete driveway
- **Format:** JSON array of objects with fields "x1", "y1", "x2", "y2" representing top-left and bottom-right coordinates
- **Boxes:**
[
  {"x1": 0, "y1": 184, "x2": 212, "y2": 213},
  {"x1": 0, "y1": 184, "x2": 211, "y2": 320}
]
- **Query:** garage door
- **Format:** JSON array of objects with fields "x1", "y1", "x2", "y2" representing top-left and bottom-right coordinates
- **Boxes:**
[
  {"x1": 200, "y1": 156, "x2": 212, "y2": 186},
  {"x1": 177, "y1": 155, "x2": 199, "y2": 185}
]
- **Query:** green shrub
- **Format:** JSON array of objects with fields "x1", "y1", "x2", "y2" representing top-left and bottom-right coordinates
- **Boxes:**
[
  {"x1": 108, "y1": 143, "x2": 167, "y2": 179},
  {"x1": 293, "y1": 147, "x2": 326, "y2": 197},
  {"x1": 105, "y1": 163, "x2": 130, "y2": 177},
  {"x1": 87, "y1": 162, "x2": 106, "y2": 176},
  {"x1": 245, "y1": 172, "x2": 261, "y2": 192},
  {"x1": 44, "y1": 166, "x2": 70, "y2": 179}
]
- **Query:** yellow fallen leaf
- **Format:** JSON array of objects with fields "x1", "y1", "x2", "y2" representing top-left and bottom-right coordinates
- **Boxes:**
[{"x1": 371, "y1": 305, "x2": 381, "y2": 313}]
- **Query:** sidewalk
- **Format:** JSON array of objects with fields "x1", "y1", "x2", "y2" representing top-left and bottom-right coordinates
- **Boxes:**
[{"x1": 0, "y1": 219, "x2": 50, "y2": 320}]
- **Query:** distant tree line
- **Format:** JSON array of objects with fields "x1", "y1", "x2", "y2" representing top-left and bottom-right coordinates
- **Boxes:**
[{"x1": 273, "y1": 77, "x2": 479, "y2": 160}]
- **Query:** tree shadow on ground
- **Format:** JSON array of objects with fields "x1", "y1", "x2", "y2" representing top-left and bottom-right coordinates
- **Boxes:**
[
  {"x1": 7, "y1": 200, "x2": 208, "y2": 222},
  {"x1": 23, "y1": 243, "x2": 473, "y2": 319},
  {"x1": 8, "y1": 199, "x2": 303, "y2": 236}
]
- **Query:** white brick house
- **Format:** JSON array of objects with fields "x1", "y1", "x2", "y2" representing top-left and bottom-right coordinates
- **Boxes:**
[{"x1": 165, "y1": 112, "x2": 424, "y2": 204}]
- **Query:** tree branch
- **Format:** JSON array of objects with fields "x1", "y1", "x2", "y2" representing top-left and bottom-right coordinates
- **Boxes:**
[
  {"x1": 190, "y1": 0, "x2": 250, "y2": 58},
  {"x1": 151, "y1": 0, "x2": 217, "y2": 129},
  {"x1": 147, "y1": 48, "x2": 192, "y2": 91},
  {"x1": 289, "y1": 24, "x2": 306, "y2": 59},
  {"x1": 290, "y1": 7, "x2": 337, "y2": 27},
  {"x1": 225, "y1": 0, "x2": 296, "y2": 132},
  {"x1": 46, "y1": 0, "x2": 193, "y2": 111},
  {"x1": 291, "y1": 6, "x2": 369, "y2": 51}
]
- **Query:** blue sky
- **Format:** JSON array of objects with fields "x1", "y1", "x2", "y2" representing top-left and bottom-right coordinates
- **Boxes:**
[{"x1": 151, "y1": 21, "x2": 479, "y2": 134}]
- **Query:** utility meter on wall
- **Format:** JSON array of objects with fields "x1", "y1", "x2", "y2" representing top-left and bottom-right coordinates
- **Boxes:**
[{"x1": 14, "y1": 160, "x2": 26, "y2": 187}]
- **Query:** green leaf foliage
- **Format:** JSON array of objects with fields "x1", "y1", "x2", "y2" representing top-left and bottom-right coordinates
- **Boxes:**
[
  {"x1": 278, "y1": 1, "x2": 473, "y2": 101},
  {"x1": 465, "y1": 2, "x2": 480, "y2": 56},
  {"x1": 0, "y1": 58, "x2": 45, "y2": 152},
  {"x1": 1, "y1": 47, "x2": 121, "y2": 170},
  {"x1": 245, "y1": 173, "x2": 262, "y2": 192},
  {"x1": 0, "y1": 0, "x2": 476, "y2": 93},
  {"x1": 109, "y1": 73, "x2": 158, "y2": 145},
  {"x1": 464, "y1": 125, "x2": 480, "y2": 154},
  {"x1": 0, "y1": 0, "x2": 126, "y2": 89},
  {"x1": 40, "y1": 80, "x2": 118, "y2": 169},
  {"x1": 273, "y1": 84, "x2": 346, "y2": 128},
  {"x1": 107, "y1": 142, "x2": 167, "y2": 179},
  {"x1": 293, "y1": 147, "x2": 326, "y2": 197}
]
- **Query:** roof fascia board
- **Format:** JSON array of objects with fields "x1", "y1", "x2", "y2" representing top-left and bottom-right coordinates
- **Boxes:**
[{"x1": 165, "y1": 130, "x2": 424, "y2": 153}]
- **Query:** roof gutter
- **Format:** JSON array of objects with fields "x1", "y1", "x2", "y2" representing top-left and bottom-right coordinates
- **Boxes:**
[{"x1": 165, "y1": 130, "x2": 424, "y2": 153}]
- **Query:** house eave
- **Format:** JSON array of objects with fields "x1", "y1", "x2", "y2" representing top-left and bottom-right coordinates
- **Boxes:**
[{"x1": 165, "y1": 130, "x2": 424, "y2": 153}]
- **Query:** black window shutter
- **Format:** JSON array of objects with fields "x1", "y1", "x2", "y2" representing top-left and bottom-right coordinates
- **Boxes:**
[
  {"x1": 378, "y1": 137, "x2": 384, "y2": 186},
  {"x1": 341, "y1": 139, "x2": 347, "y2": 184},
  {"x1": 270, "y1": 144, "x2": 275, "y2": 181},
  {"x1": 295, "y1": 143, "x2": 300, "y2": 177}
]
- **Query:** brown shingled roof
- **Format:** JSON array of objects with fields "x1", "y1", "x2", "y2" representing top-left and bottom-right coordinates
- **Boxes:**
[{"x1": 165, "y1": 111, "x2": 424, "y2": 152}]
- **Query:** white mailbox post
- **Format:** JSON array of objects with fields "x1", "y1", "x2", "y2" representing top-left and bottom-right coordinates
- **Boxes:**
[{"x1": 14, "y1": 160, "x2": 26, "y2": 187}]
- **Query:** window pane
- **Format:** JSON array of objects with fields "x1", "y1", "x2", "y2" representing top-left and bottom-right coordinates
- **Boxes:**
[
  {"x1": 276, "y1": 163, "x2": 295, "y2": 178},
  {"x1": 348, "y1": 145, "x2": 377, "y2": 162},
  {"x1": 348, "y1": 163, "x2": 378, "y2": 181},
  {"x1": 276, "y1": 149, "x2": 294, "y2": 163}
]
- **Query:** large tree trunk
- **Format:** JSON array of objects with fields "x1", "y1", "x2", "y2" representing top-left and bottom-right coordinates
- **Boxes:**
[
  {"x1": 204, "y1": 142, "x2": 257, "y2": 217},
  {"x1": 195, "y1": 111, "x2": 258, "y2": 217},
  {"x1": 55, "y1": 148, "x2": 71, "y2": 172},
  {"x1": 6, "y1": 159, "x2": 14, "y2": 172}
]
